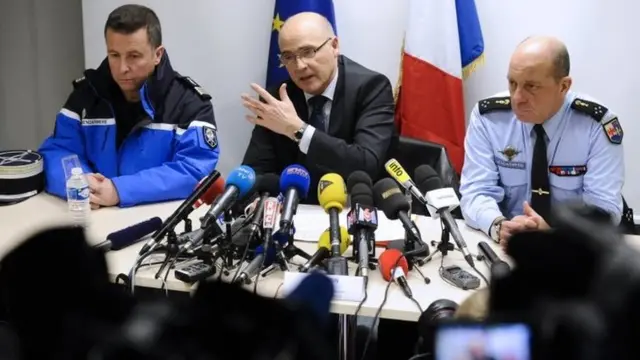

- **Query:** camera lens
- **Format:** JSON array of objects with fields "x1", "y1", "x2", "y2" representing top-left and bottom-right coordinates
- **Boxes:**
[{"x1": 416, "y1": 299, "x2": 458, "y2": 354}]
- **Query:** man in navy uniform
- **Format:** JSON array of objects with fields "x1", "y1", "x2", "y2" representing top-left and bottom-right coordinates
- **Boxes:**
[
  {"x1": 39, "y1": 4, "x2": 219, "y2": 209},
  {"x1": 460, "y1": 35, "x2": 624, "y2": 246}
]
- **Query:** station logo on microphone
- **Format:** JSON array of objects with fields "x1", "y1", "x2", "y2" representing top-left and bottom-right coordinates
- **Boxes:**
[{"x1": 319, "y1": 179, "x2": 332, "y2": 193}]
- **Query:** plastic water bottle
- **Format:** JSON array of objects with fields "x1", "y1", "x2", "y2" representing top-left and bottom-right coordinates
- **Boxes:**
[{"x1": 66, "y1": 167, "x2": 90, "y2": 226}]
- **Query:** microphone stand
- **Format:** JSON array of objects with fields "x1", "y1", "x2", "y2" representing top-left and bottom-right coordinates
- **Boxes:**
[
  {"x1": 402, "y1": 187, "x2": 429, "y2": 268},
  {"x1": 210, "y1": 210, "x2": 239, "y2": 277},
  {"x1": 262, "y1": 224, "x2": 312, "y2": 276},
  {"x1": 423, "y1": 219, "x2": 461, "y2": 263},
  {"x1": 154, "y1": 230, "x2": 180, "y2": 280}
]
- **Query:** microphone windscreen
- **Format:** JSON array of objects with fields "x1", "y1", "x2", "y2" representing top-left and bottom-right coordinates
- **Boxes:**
[
  {"x1": 194, "y1": 176, "x2": 226, "y2": 208},
  {"x1": 106, "y1": 217, "x2": 163, "y2": 250},
  {"x1": 349, "y1": 183, "x2": 374, "y2": 207},
  {"x1": 254, "y1": 245, "x2": 277, "y2": 266},
  {"x1": 225, "y1": 165, "x2": 256, "y2": 198},
  {"x1": 318, "y1": 173, "x2": 347, "y2": 213},
  {"x1": 279, "y1": 164, "x2": 311, "y2": 199},
  {"x1": 285, "y1": 271, "x2": 334, "y2": 326},
  {"x1": 255, "y1": 173, "x2": 281, "y2": 195},
  {"x1": 414, "y1": 165, "x2": 442, "y2": 193},
  {"x1": 372, "y1": 178, "x2": 410, "y2": 220},
  {"x1": 346, "y1": 170, "x2": 373, "y2": 192},
  {"x1": 378, "y1": 248, "x2": 409, "y2": 282},
  {"x1": 317, "y1": 226, "x2": 349, "y2": 254}
]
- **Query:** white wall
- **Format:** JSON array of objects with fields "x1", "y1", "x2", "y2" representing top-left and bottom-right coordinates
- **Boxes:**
[
  {"x1": 0, "y1": 0, "x2": 84, "y2": 150},
  {"x1": 82, "y1": 0, "x2": 640, "y2": 211}
]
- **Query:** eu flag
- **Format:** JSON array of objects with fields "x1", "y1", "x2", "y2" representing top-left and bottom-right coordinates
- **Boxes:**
[{"x1": 266, "y1": 0, "x2": 337, "y2": 88}]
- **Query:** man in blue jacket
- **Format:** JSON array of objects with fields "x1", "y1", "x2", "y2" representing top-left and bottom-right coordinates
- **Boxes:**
[{"x1": 39, "y1": 4, "x2": 220, "y2": 208}]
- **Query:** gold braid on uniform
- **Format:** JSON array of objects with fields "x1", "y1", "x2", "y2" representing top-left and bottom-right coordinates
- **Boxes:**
[{"x1": 478, "y1": 96, "x2": 511, "y2": 115}]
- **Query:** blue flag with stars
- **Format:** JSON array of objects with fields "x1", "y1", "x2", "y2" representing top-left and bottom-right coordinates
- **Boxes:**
[{"x1": 266, "y1": 0, "x2": 337, "y2": 88}]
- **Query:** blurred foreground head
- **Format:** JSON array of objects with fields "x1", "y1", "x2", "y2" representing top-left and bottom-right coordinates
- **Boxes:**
[
  {"x1": 0, "y1": 226, "x2": 334, "y2": 360},
  {"x1": 490, "y1": 201, "x2": 640, "y2": 359}
]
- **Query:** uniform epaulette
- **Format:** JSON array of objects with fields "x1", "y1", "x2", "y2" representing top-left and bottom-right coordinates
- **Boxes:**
[
  {"x1": 570, "y1": 98, "x2": 608, "y2": 122},
  {"x1": 72, "y1": 75, "x2": 86, "y2": 88},
  {"x1": 478, "y1": 96, "x2": 511, "y2": 115},
  {"x1": 571, "y1": 98, "x2": 623, "y2": 144},
  {"x1": 177, "y1": 75, "x2": 212, "y2": 101}
]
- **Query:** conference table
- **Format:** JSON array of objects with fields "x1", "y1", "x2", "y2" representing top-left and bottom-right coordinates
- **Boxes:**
[{"x1": 2, "y1": 193, "x2": 639, "y2": 323}]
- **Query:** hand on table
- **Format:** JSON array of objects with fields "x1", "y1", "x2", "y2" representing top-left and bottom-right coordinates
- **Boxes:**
[
  {"x1": 241, "y1": 83, "x2": 304, "y2": 140},
  {"x1": 87, "y1": 173, "x2": 120, "y2": 209}
]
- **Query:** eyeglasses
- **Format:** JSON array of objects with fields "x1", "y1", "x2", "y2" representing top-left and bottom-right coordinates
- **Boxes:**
[{"x1": 278, "y1": 38, "x2": 333, "y2": 66}]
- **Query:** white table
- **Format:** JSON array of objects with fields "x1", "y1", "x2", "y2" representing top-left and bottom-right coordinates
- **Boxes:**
[{"x1": 2, "y1": 194, "x2": 639, "y2": 322}]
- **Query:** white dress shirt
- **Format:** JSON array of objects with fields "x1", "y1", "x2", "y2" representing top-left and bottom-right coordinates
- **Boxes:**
[{"x1": 298, "y1": 69, "x2": 339, "y2": 154}]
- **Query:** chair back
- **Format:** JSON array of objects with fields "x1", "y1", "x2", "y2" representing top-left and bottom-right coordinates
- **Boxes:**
[{"x1": 389, "y1": 136, "x2": 461, "y2": 217}]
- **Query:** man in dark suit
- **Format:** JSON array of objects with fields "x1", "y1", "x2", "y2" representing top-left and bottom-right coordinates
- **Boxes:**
[{"x1": 241, "y1": 12, "x2": 395, "y2": 204}]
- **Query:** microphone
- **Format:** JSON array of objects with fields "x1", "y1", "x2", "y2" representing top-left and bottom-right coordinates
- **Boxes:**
[
  {"x1": 278, "y1": 164, "x2": 311, "y2": 234},
  {"x1": 299, "y1": 226, "x2": 349, "y2": 273},
  {"x1": 346, "y1": 170, "x2": 373, "y2": 190},
  {"x1": 200, "y1": 165, "x2": 256, "y2": 230},
  {"x1": 284, "y1": 271, "x2": 335, "y2": 328},
  {"x1": 346, "y1": 183, "x2": 378, "y2": 279},
  {"x1": 139, "y1": 171, "x2": 223, "y2": 255},
  {"x1": 379, "y1": 248, "x2": 413, "y2": 298},
  {"x1": 260, "y1": 196, "x2": 279, "y2": 251},
  {"x1": 317, "y1": 173, "x2": 348, "y2": 258},
  {"x1": 384, "y1": 158, "x2": 428, "y2": 204},
  {"x1": 477, "y1": 241, "x2": 511, "y2": 278},
  {"x1": 246, "y1": 173, "x2": 281, "y2": 240},
  {"x1": 94, "y1": 217, "x2": 163, "y2": 252},
  {"x1": 234, "y1": 244, "x2": 276, "y2": 285},
  {"x1": 372, "y1": 178, "x2": 422, "y2": 243},
  {"x1": 415, "y1": 165, "x2": 476, "y2": 268}
]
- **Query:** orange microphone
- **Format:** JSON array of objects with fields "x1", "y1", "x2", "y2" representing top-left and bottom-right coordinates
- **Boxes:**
[
  {"x1": 194, "y1": 176, "x2": 225, "y2": 209},
  {"x1": 379, "y1": 248, "x2": 413, "y2": 298}
]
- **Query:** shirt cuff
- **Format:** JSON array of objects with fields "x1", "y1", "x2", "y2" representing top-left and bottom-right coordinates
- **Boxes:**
[
  {"x1": 298, "y1": 125, "x2": 315, "y2": 154},
  {"x1": 478, "y1": 208, "x2": 504, "y2": 236}
]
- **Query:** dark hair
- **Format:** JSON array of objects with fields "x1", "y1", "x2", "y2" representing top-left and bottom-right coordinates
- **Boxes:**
[
  {"x1": 552, "y1": 44, "x2": 571, "y2": 80},
  {"x1": 104, "y1": 4, "x2": 162, "y2": 48}
]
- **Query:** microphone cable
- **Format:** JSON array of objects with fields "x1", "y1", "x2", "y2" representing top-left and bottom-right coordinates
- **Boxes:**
[{"x1": 359, "y1": 247, "x2": 426, "y2": 360}]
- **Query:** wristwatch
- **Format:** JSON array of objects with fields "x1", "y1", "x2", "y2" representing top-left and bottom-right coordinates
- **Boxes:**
[
  {"x1": 293, "y1": 123, "x2": 308, "y2": 143},
  {"x1": 490, "y1": 216, "x2": 506, "y2": 243}
]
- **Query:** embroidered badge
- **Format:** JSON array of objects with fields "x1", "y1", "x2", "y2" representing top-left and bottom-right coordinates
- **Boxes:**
[
  {"x1": 602, "y1": 117, "x2": 623, "y2": 144},
  {"x1": 549, "y1": 165, "x2": 587, "y2": 176},
  {"x1": 499, "y1": 145, "x2": 520, "y2": 161},
  {"x1": 203, "y1": 127, "x2": 218, "y2": 149}
]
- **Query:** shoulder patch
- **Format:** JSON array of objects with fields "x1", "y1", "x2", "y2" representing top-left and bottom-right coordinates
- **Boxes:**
[
  {"x1": 570, "y1": 98, "x2": 608, "y2": 122},
  {"x1": 203, "y1": 126, "x2": 218, "y2": 149},
  {"x1": 602, "y1": 117, "x2": 623, "y2": 144},
  {"x1": 179, "y1": 76, "x2": 212, "y2": 101},
  {"x1": 478, "y1": 96, "x2": 512, "y2": 115}
]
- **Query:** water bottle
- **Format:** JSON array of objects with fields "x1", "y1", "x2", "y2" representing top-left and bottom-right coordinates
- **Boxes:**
[{"x1": 66, "y1": 167, "x2": 90, "y2": 226}]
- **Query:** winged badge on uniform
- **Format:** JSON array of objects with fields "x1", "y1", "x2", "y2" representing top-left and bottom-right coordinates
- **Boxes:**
[{"x1": 499, "y1": 145, "x2": 520, "y2": 161}]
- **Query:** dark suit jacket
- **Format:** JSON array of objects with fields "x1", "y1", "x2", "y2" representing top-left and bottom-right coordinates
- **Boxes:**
[{"x1": 242, "y1": 55, "x2": 396, "y2": 205}]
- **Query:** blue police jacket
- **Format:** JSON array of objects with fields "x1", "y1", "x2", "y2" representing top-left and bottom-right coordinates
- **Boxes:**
[
  {"x1": 460, "y1": 91, "x2": 624, "y2": 234},
  {"x1": 38, "y1": 52, "x2": 220, "y2": 207}
]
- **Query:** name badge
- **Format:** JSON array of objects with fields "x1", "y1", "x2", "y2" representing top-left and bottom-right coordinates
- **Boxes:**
[
  {"x1": 495, "y1": 156, "x2": 525, "y2": 170},
  {"x1": 282, "y1": 271, "x2": 365, "y2": 302},
  {"x1": 549, "y1": 165, "x2": 587, "y2": 176}
]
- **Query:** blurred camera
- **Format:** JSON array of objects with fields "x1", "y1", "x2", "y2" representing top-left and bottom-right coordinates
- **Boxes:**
[{"x1": 431, "y1": 201, "x2": 640, "y2": 360}]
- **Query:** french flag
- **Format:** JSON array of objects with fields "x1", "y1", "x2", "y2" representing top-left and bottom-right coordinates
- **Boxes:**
[{"x1": 395, "y1": 0, "x2": 485, "y2": 174}]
